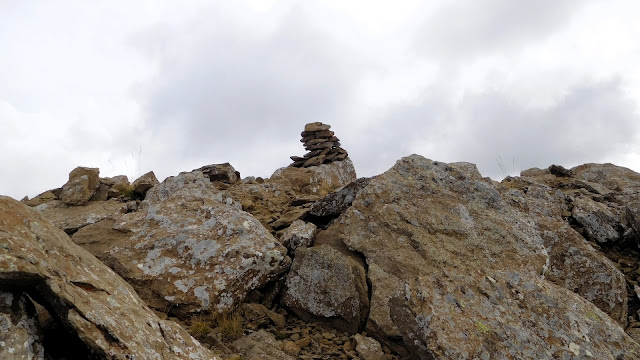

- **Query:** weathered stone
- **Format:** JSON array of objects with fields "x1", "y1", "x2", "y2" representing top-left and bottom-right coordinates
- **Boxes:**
[
  {"x1": 131, "y1": 171, "x2": 159, "y2": 195},
  {"x1": 240, "y1": 303, "x2": 286, "y2": 329},
  {"x1": 0, "y1": 196, "x2": 218, "y2": 359},
  {"x1": 90, "y1": 182, "x2": 110, "y2": 201},
  {"x1": 320, "y1": 155, "x2": 639, "y2": 358},
  {"x1": 280, "y1": 220, "x2": 317, "y2": 251},
  {"x1": 354, "y1": 334, "x2": 384, "y2": 360},
  {"x1": 0, "y1": 292, "x2": 45, "y2": 360},
  {"x1": 69, "y1": 166, "x2": 100, "y2": 191},
  {"x1": 231, "y1": 330, "x2": 295, "y2": 360},
  {"x1": 61, "y1": 169, "x2": 101, "y2": 206},
  {"x1": 572, "y1": 196, "x2": 621, "y2": 243},
  {"x1": 271, "y1": 208, "x2": 309, "y2": 230},
  {"x1": 85, "y1": 171, "x2": 291, "y2": 316},
  {"x1": 304, "y1": 122, "x2": 331, "y2": 132},
  {"x1": 195, "y1": 163, "x2": 241, "y2": 184},
  {"x1": 272, "y1": 158, "x2": 357, "y2": 196},
  {"x1": 501, "y1": 181, "x2": 629, "y2": 326},
  {"x1": 35, "y1": 198, "x2": 123, "y2": 235},
  {"x1": 22, "y1": 190, "x2": 58, "y2": 207},
  {"x1": 549, "y1": 164, "x2": 573, "y2": 177},
  {"x1": 309, "y1": 177, "x2": 372, "y2": 218},
  {"x1": 282, "y1": 244, "x2": 369, "y2": 334}
]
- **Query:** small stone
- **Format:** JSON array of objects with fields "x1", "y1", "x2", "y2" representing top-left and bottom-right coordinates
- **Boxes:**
[
  {"x1": 304, "y1": 122, "x2": 332, "y2": 132},
  {"x1": 354, "y1": 334, "x2": 384, "y2": 360},
  {"x1": 290, "y1": 333, "x2": 301, "y2": 341},
  {"x1": 322, "y1": 332, "x2": 336, "y2": 340},
  {"x1": 296, "y1": 336, "x2": 312, "y2": 349},
  {"x1": 131, "y1": 171, "x2": 159, "y2": 195},
  {"x1": 283, "y1": 341, "x2": 301, "y2": 356}
]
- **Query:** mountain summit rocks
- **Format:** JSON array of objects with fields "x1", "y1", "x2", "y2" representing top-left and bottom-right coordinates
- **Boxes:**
[{"x1": 289, "y1": 122, "x2": 349, "y2": 168}]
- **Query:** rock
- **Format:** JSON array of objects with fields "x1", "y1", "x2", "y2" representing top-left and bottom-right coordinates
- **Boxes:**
[
  {"x1": 304, "y1": 122, "x2": 331, "y2": 132},
  {"x1": 282, "y1": 244, "x2": 369, "y2": 334},
  {"x1": 271, "y1": 207, "x2": 309, "y2": 230},
  {"x1": 280, "y1": 220, "x2": 317, "y2": 251},
  {"x1": 0, "y1": 196, "x2": 218, "y2": 359},
  {"x1": 131, "y1": 171, "x2": 159, "y2": 195},
  {"x1": 195, "y1": 163, "x2": 241, "y2": 184},
  {"x1": 282, "y1": 340, "x2": 301, "y2": 356},
  {"x1": 628, "y1": 328, "x2": 640, "y2": 344},
  {"x1": 290, "y1": 123, "x2": 350, "y2": 168},
  {"x1": 90, "y1": 182, "x2": 110, "y2": 201},
  {"x1": 35, "y1": 198, "x2": 124, "y2": 235},
  {"x1": 0, "y1": 292, "x2": 45, "y2": 360},
  {"x1": 60, "y1": 167, "x2": 100, "y2": 206},
  {"x1": 354, "y1": 334, "x2": 384, "y2": 360},
  {"x1": 392, "y1": 272, "x2": 639, "y2": 359},
  {"x1": 240, "y1": 303, "x2": 286, "y2": 329},
  {"x1": 103, "y1": 175, "x2": 131, "y2": 198},
  {"x1": 572, "y1": 196, "x2": 621, "y2": 243},
  {"x1": 309, "y1": 177, "x2": 372, "y2": 219},
  {"x1": 548, "y1": 164, "x2": 573, "y2": 177},
  {"x1": 231, "y1": 330, "x2": 295, "y2": 360},
  {"x1": 22, "y1": 190, "x2": 58, "y2": 207},
  {"x1": 319, "y1": 155, "x2": 639, "y2": 358},
  {"x1": 69, "y1": 166, "x2": 100, "y2": 191},
  {"x1": 271, "y1": 158, "x2": 357, "y2": 196},
  {"x1": 501, "y1": 180, "x2": 629, "y2": 326},
  {"x1": 81, "y1": 171, "x2": 290, "y2": 317}
]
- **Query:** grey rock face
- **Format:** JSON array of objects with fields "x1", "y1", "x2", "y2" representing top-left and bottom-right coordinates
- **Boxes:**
[
  {"x1": 0, "y1": 292, "x2": 45, "y2": 360},
  {"x1": 0, "y1": 196, "x2": 218, "y2": 359},
  {"x1": 282, "y1": 244, "x2": 369, "y2": 334},
  {"x1": 86, "y1": 171, "x2": 291, "y2": 316},
  {"x1": 317, "y1": 155, "x2": 639, "y2": 358},
  {"x1": 131, "y1": 171, "x2": 159, "y2": 196}
]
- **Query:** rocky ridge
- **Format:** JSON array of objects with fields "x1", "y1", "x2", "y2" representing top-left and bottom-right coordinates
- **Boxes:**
[{"x1": 2, "y1": 123, "x2": 640, "y2": 359}]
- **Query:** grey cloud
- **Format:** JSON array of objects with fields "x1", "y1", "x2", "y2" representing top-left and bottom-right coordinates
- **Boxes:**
[
  {"x1": 415, "y1": 0, "x2": 593, "y2": 59},
  {"x1": 362, "y1": 79, "x2": 639, "y2": 179},
  {"x1": 136, "y1": 6, "x2": 364, "y2": 175}
]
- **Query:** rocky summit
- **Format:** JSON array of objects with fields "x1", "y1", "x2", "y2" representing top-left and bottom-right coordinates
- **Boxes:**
[{"x1": 3, "y1": 123, "x2": 640, "y2": 359}]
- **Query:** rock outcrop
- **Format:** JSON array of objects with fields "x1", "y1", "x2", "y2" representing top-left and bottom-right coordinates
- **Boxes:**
[
  {"x1": 9, "y1": 124, "x2": 640, "y2": 359},
  {"x1": 289, "y1": 122, "x2": 348, "y2": 168},
  {"x1": 0, "y1": 196, "x2": 218, "y2": 359},
  {"x1": 292, "y1": 155, "x2": 639, "y2": 358},
  {"x1": 282, "y1": 244, "x2": 369, "y2": 334},
  {"x1": 75, "y1": 170, "x2": 291, "y2": 317},
  {"x1": 60, "y1": 166, "x2": 100, "y2": 205}
]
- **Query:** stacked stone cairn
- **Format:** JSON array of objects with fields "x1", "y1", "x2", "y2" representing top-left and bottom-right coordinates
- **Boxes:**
[{"x1": 289, "y1": 122, "x2": 348, "y2": 168}]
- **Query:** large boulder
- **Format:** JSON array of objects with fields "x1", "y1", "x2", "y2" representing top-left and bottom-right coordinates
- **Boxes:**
[
  {"x1": 270, "y1": 158, "x2": 357, "y2": 196},
  {"x1": 35, "y1": 198, "x2": 124, "y2": 235},
  {"x1": 0, "y1": 196, "x2": 218, "y2": 359},
  {"x1": 60, "y1": 167, "x2": 100, "y2": 206},
  {"x1": 282, "y1": 244, "x2": 369, "y2": 333},
  {"x1": 78, "y1": 170, "x2": 291, "y2": 316},
  {"x1": 317, "y1": 155, "x2": 640, "y2": 358},
  {"x1": 195, "y1": 163, "x2": 240, "y2": 184}
]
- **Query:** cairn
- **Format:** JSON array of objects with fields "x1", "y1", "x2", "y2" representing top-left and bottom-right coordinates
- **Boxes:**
[{"x1": 289, "y1": 122, "x2": 348, "y2": 168}]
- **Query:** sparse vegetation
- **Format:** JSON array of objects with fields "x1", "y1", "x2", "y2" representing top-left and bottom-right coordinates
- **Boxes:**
[
  {"x1": 187, "y1": 310, "x2": 244, "y2": 342},
  {"x1": 215, "y1": 311, "x2": 244, "y2": 341},
  {"x1": 189, "y1": 321, "x2": 212, "y2": 338}
]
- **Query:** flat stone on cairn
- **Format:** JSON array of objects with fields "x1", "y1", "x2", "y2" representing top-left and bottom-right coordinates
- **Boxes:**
[{"x1": 289, "y1": 122, "x2": 349, "y2": 168}]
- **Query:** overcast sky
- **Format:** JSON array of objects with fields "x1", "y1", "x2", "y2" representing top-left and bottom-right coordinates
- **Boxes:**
[{"x1": 2, "y1": 0, "x2": 640, "y2": 200}]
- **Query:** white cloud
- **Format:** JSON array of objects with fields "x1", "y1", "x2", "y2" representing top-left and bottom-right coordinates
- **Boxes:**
[{"x1": 1, "y1": 0, "x2": 640, "y2": 199}]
